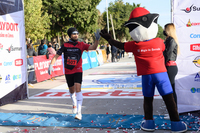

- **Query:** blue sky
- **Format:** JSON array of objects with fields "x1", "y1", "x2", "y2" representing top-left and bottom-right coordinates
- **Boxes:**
[{"x1": 97, "y1": 0, "x2": 171, "y2": 28}]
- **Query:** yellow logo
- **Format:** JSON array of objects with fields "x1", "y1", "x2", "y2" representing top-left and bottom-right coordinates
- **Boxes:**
[{"x1": 193, "y1": 56, "x2": 200, "y2": 67}]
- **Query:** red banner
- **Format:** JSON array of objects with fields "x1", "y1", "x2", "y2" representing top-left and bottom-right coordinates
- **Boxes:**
[{"x1": 33, "y1": 55, "x2": 64, "y2": 82}]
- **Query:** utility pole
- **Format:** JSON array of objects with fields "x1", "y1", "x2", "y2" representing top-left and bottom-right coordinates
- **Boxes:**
[
  {"x1": 171, "y1": 0, "x2": 173, "y2": 23},
  {"x1": 106, "y1": 0, "x2": 109, "y2": 32},
  {"x1": 110, "y1": 14, "x2": 116, "y2": 40}
]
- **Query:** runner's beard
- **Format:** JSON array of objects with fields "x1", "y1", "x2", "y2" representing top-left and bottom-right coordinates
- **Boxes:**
[{"x1": 70, "y1": 38, "x2": 78, "y2": 42}]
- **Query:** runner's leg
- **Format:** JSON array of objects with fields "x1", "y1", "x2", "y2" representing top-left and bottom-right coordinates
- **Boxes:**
[
  {"x1": 74, "y1": 73, "x2": 83, "y2": 120},
  {"x1": 75, "y1": 83, "x2": 82, "y2": 114},
  {"x1": 65, "y1": 74, "x2": 77, "y2": 113}
]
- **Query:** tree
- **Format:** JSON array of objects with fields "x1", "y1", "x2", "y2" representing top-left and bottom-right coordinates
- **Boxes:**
[
  {"x1": 100, "y1": 0, "x2": 165, "y2": 42},
  {"x1": 24, "y1": 0, "x2": 51, "y2": 42},
  {"x1": 156, "y1": 24, "x2": 165, "y2": 40},
  {"x1": 101, "y1": 0, "x2": 141, "y2": 42},
  {"x1": 42, "y1": 0, "x2": 101, "y2": 43}
]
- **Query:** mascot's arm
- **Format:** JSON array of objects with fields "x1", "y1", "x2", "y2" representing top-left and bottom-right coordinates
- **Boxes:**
[
  {"x1": 100, "y1": 29, "x2": 124, "y2": 50},
  {"x1": 108, "y1": 39, "x2": 124, "y2": 50}
]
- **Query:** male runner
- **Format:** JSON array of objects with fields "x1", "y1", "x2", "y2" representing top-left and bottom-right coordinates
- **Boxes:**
[{"x1": 48, "y1": 27, "x2": 100, "y2": 120}]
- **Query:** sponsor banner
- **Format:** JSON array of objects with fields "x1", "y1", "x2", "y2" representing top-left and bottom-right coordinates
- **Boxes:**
[
  {"x1": 30, "y1": 74, "x2": 161, "y2": 99},
  {"x1": 173, "y1": 0, "x2": 200, "y2": 112},
  {"x1": 88, "y1": 51, "x2": 98, "y2": 68},
  {"x1": 90, "y1": 71, "x2": 137, "y2": 75},
  {"x1": 176, "y1": 74, "x2": 200, "y2": 113},
  {"x1": 33, "y1": 55, "x2": 64, "y2": 82},
  {"x1": 173, "y1": 1, "x2": 200, "y2": 15},
  {"x1": 82, "y1": 74, "x2": 141, "y2": 87},
  {"x1": 30, "y1": 88, "x2": 161, "y2": 99},
  {"x1": 0, "y1": 0, "x2": 27, "y2": 103},
  {"x1": 82, "y1": 51, "x2": 91, "y2": 71}
]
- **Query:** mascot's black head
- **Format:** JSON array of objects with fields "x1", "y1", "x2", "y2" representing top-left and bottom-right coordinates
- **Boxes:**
[{"x1": 124, "y1": 7, "x2": 159, "y2": 42}]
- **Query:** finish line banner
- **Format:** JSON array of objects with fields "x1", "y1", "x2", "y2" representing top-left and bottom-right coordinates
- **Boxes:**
[
  {"x1": 173, "y1": 0, "x2": 200, "y2": 113},
  {"x1": 0, "y1": 0, "x2": 27, "y2": 105}
]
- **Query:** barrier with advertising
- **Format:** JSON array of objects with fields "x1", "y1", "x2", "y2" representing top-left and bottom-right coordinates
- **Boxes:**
[
  {"x1": 173, "y1": 0, "x2": 200, "y2": 113},
  {"x1": 82, "y1": 51, "x2": 91, "y2": 71},
  {"x1": 30, "y1": 51, "x2": 101, "y2": 83},
  {"x1": 0, "y1": 0, "x2": 28, "y2": 105},
  {"x1": 33, "y1": 55, "x2": 64, "y2": 82},
  {"x1": 88, "y1": 51, "x2": 99, "y2": 68}
]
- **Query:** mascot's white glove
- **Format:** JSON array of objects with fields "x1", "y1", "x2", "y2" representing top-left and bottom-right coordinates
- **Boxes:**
[
  {"x1": 94, "y1": 29, "x2": 101, "y2": 41},
  {"x1": 48, "y1": 64, "x2": 54, "y2": 75}
]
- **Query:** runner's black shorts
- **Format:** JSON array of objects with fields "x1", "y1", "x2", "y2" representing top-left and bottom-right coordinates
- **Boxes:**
[{"x1": 65, "y1": 72, "x2": 82, "y2": 87}]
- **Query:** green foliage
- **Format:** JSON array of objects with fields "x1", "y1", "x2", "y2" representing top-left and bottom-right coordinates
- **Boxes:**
[
  {"x1": 156, "y1": 24, "x2": 165, "y2": 40},
  {"x1": 42, "y1": 0, "x2": 101, "y2": 37},
  {"x1": 24, "y1": 0, "x2": 51, "y2": 42},
  {"x1": 101, "y1": 0, "x2": 141, "y2": 42}
]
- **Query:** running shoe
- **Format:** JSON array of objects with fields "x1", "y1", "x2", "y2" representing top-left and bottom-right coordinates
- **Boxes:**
[
  {"x1": 164, "y1": 114, "x2": 170, "y2": 120},
  {"x1": 75, "y1": 113, "x2": 82, "y2": 120}
]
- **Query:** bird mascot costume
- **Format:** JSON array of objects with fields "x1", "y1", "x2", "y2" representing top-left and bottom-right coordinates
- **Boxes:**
[{"x1": 100, "y1": 7, "x2": 187, "y2": 132}]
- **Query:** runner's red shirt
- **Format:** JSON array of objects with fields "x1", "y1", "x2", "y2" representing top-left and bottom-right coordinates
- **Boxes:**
[
  {"x1": 57, "y1": 41, "x2": 90, "y2": 74},
  {"x1": 124, "y1": 38, "x2": 167, "y2": 76}
]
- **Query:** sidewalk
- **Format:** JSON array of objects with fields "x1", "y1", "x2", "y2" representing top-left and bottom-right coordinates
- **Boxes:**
[{"x1": 0, "y1": 55, "x2": 193, "y2": 133}]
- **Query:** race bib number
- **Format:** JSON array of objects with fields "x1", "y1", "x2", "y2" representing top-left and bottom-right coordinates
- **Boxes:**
[{"x1": 67, "y1": 59, "x2": 77, "y2": 65}]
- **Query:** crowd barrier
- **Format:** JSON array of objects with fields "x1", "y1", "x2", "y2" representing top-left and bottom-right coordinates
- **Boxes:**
[{"x1": 27, "y1": 49, "x2": 107, "y2": 83}]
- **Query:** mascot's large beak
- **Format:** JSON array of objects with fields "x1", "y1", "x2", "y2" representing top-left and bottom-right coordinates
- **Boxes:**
[{"x1": 124, "y1": 13, "x2": 159, "y2": 29}]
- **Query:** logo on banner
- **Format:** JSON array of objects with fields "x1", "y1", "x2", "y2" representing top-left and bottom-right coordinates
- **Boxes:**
[
  {"x1": 0, "y1": 75, "x2": 2, "y2": 83},
  {"x1": 13, "y1": 74, "x2": 21, "y2": 80},
  {"x1": 190, "y1": 33, "x2": 200, "y2": 38},
  {"x1": 3, "y1": 61, "x2": 13, "y2": 66},
  {"x1": 0, "y1": 43, "x2": 3, "y2": 51},
  {"x1": 186, "y1": 19, "x2": 200, "y2": 27},
  {"x1": 193, "y1": 56, "x2": 200, "y2": 67},
  {"x1": 6, "y1": 45, "x2": 22, "y2": 53},
  {"x1": 194, "y1": 73, "x2": 200, "y2": 82},
  {"x1": 15, "y1": 59, "x2": 23, "y2": 66},
  {"x1": 5, "y1": 74, "x2": 11, "y2": 84},
  {"x1": 190, "y1": 44, "x2": 200, "y2": 52},
  {"x1": 182, "y1": 4, "x2": 200, "y2": 13},
  {"x1": 191, "y1": 87, "x2": 200, "y2": 93}
]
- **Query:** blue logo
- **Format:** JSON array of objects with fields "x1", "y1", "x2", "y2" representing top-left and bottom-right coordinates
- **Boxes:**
[
  {"x1": 13, "y1": 74, "x2": 21, "y2": 80},
  {"x1": 4, "y1": 61, "x2": 13, "y2": 66},
  {"x1": 5, "y1": 74, "x2": 11, "y2": 84},
  {"x1": 190, "y1": 33, "x2": 200, "y2": 38},
  {"x1": 194, "y1": 73, "x2": 200, "y2": 82},
  {"x1": 191, "y1": 87, "x2": 200, "y2": 93}
]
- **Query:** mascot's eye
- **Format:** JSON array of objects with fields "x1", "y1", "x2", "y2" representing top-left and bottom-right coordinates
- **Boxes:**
[
  {"x1": 128, "y1": 24, "x2": 139, "y2": 32},
  {"x1": 142, "y1": 16, "x2": 148, "y2": 22}
]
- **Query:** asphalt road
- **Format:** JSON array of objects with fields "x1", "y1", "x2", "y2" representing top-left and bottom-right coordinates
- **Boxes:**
[{"x1": 0, "y1": 54, "x2": 194, "y2": 133}]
